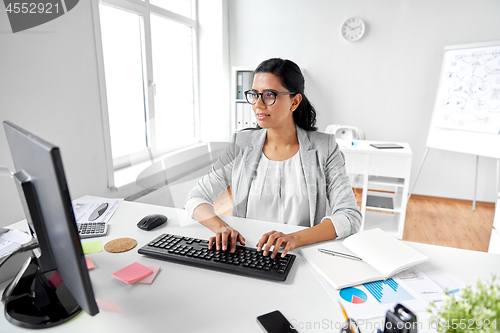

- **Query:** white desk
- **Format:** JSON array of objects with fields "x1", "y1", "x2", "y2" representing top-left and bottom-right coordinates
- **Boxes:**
[
  {"x1": 489, "y1": 192, "x2": 500, "y2": 254},
  {"x1": 1, "y1": 198, "x2": 499, "y2": 333},
  {"x1": 340, "y1": 140, "x2": 413, "y2": 239}
]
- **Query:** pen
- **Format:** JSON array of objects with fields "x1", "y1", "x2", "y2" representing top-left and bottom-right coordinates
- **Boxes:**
[
  {"x1": 339, "y1": 303, "x2": 356, "y2": 333},
  {"x1": 318, "y1": 248, "x2": 362, "y2": 261}
]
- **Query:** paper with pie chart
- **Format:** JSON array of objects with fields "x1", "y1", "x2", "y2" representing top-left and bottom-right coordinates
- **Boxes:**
[
  {"x1": 336, "y1": 279, "x2": 426, "y2": 320},
  {"x1": 339, "y1": 287, "x2": 368, "y2": 304},
  {"x1": 304, "y1": 257, "x2": 427, "y2": 320}
]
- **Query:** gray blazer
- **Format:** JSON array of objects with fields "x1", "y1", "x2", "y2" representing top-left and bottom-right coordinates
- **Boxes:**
[{"x1": 185, "y1": 125, "x2": 361, "y2": 238}]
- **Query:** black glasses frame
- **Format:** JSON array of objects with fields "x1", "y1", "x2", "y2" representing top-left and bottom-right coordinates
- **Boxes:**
[{"x1": 244, "y1": 89, "x2": 297, "y2": 106}]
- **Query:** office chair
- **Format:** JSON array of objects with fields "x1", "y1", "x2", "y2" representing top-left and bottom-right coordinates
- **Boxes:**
[{"x1": 325, "y1": 124, "x2": 365, "y2": 140}]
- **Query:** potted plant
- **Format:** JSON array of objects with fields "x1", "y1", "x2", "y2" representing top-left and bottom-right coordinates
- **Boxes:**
[{"x1": 428, "y1": 275, "x2": 499, "y2": 332}]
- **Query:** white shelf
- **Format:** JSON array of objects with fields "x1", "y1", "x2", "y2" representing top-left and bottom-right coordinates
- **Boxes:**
[
  {"x1": 365, "y1": 191, "x2": 403, "y2": 213},
  {"x1": 362, "y1": 211, "x2": 400, "y2": 238},
  {"x1": 342, "y1": 142, "x2": 412, "y2": 239},
  {"x1": 368, "y1": 176, "x2": 405, "y2": 187},
  {"x1": 231, "y1": 68, "x2": 254, "y2": 135}
]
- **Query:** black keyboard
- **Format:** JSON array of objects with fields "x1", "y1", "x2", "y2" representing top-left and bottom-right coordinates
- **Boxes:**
[{"x1": 138, "y1": 233, "x2": 296, "y2": 282}]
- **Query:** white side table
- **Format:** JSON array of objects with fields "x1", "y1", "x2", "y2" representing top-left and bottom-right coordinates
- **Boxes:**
[{"x1": 340, "y1": 140, "x2": 413, "y2": 239}]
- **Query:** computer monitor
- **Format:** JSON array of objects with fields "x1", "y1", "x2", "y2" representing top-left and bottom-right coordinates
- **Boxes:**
[{"x1": 2, "y1": 121, "x2": 99, "y2": 328}]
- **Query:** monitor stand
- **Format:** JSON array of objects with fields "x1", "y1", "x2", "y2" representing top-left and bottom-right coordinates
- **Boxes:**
[{"x1": 2, "y1": 255, "x2": 82, "y2": 329}]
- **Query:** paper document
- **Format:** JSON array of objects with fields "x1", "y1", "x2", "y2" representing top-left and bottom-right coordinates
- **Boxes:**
[
  {"x1": 303, "y1": 259, "x2": 427, "y2": 320},
  {"x1": 300, "y1": 228, "x2": 429, "y2": 289},
  {"x1": 395, "y1": 262, "x2": 464, "y2": 301},
  {"x1": 72, "y1": 198, "x2": 123, "y2": 223},
  {"x1": 0, "y1": 228, "x2": 32, "y2": 259}
]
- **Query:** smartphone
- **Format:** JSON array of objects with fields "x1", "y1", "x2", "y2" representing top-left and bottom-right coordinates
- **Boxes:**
[{"x1": 257, "y1": 310, "x2": 298, "y2": 333}]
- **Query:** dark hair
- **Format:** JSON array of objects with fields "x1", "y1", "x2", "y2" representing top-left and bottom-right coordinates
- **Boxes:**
[{"x1": 254, "y1": 58, "x2": 317, "y2": 131}]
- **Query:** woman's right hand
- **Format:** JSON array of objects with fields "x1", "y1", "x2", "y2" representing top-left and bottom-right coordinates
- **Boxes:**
[
  {"x1": 193, "y1": 204, "x2": 245, "y2": 253},
  {"x1": 208, "y1": 226, "x2": 246, "y2": 253}
]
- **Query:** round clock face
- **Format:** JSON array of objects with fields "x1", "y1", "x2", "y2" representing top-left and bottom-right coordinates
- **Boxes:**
[{"x1": 341, "y1": 17, "x2": 366, "y2": 42}]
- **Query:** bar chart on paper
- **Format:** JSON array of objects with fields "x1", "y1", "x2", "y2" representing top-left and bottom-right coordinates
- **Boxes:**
[{"x1": 363, "y1": 279, "x2": 414, "y2": 304}]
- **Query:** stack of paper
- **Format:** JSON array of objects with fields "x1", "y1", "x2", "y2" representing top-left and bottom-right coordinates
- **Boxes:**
[
  {"x1": 0, "y1": 228, "x2": 32, "y2": 258},
  {"x1": 0, "y1": 229, "x2": 33, "y2": 283},
  {"x1": 72, "y1": 198, "x2": 123, "y2": 223}
]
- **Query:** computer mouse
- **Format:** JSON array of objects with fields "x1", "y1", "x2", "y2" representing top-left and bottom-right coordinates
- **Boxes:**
[{"x1": 137, "y1": 214, "x2": 168, "y2": 231}]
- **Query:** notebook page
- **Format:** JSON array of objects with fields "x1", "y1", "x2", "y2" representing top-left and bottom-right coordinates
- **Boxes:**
[
  {"x1": 300, "y1": 241, "x2": 385, "y2": 289},
  {"x1": 342, "y1": 228, "x2": 429, "y2": 278}
]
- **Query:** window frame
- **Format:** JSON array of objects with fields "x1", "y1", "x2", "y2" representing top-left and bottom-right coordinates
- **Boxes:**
[{"x1": 91, "y1": 0, "x2": 200, "y2": 189}]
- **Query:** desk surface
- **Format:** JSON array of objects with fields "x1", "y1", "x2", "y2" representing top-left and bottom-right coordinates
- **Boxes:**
[
  {"x1": 339, "y1": 139, "x2": 413, "y2": 156},
  {"x1": 1, "y1": 197, "x2": 499, "y2": 333}
]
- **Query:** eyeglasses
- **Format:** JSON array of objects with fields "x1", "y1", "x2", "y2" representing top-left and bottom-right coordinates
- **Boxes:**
[{"x1": 244, "y1": 89, "x2": 297, "y2": 106}]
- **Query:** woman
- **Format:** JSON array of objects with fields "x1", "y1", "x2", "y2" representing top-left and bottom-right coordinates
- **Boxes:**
[{"x1": 185, "y1": 58, "x2": 361, "y2": 259}]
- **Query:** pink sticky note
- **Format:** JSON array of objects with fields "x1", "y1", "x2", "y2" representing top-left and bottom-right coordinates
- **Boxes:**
[
  {"x1": 135, "y1": 266, "x2": 161, "y2": 284},
  {"x1": 96, "y1": 299, "x2": 123, "y2": 313},
  {"x1": 112, "y1": 262, "x2": 153, "y2": 284},
  {"x1": 48, "y1": 271, "x2": 63, "y2": 290},
  {"x1": 86, "y1": 257, "x2": 95, "y2": 270}
]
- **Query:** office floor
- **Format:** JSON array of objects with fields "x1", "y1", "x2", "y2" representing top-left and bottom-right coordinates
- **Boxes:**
[
  {"x1": 353, "y1": 190, "x2": 495, "y2": 252},
  {"x1": 400, "y1": 194, "x2": 494, "y2": 252},
  {"x1": 214, "y1": 187, "x2": 495, "y2": 252}
]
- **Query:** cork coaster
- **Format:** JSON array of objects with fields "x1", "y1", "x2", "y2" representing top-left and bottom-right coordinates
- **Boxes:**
[{"x1": 104, "y1": 238, "x2": 137, "y2": 253}]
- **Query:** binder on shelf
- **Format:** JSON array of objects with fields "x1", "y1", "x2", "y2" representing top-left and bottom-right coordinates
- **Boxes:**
[
  {"x1": 242, "y1": 71, "x2": 253, "y2": 93},
  {"x1": 236, "y1": 72, "x2": 244, "y2": 99},
  {"x1": 236, "y1": 103, "x2": 244, "y2": 130},
  {"x1": 243, "y1": 103, "x2": 252, "y2": 128}
]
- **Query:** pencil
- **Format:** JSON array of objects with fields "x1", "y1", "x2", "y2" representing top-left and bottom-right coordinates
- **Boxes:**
[{"x1": 339, "y1": 303, "x2": 356, "y2": 333}]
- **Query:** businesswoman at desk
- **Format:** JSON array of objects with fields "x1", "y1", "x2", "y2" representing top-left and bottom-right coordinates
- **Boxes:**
[{"x1": 185, "y1": 58, "x2": 361, "y2": 259}]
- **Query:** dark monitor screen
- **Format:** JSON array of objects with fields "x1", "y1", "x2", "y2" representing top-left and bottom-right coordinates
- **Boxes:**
[{"x1": 3, "y1": 121, "x2": 98, "y2": 327}]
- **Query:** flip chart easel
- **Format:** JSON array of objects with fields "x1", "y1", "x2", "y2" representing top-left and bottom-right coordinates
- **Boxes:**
[{"x1": 410, "y1": 41, "x2": 500, "y2": 210}]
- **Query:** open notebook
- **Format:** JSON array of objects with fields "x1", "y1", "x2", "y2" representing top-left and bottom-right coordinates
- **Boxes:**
[{"x1": 300, "y1": 228, "x2": 429, "y2": 289}]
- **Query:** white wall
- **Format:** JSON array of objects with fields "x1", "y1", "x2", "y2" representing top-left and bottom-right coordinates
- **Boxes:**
[
  {"x1": 228, "y1": 0, "x2": 500, "y2": 202},
  {"x1": 198, "y1": 0, "x2": 231, "y2": 142},
  {"x1": 0, "y1": 1, "x2": 110, "y2": 227},
  {"x1": 0, "y1": 1, "x2": 230, "y2": 227}
]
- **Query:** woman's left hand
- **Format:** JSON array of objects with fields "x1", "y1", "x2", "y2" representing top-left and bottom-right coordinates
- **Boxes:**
[{"x1": 256, "y1": 231, "x2": 297, "y2": 258}]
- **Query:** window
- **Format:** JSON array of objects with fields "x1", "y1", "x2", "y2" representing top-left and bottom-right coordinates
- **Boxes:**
[{"x1": 94, "y1": 0, "x2": 198, "y2": 188}]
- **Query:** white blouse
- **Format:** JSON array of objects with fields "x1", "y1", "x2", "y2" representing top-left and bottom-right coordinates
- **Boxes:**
[{"x1": 246, "y1": 152, "x2": 310, "y2": 227}]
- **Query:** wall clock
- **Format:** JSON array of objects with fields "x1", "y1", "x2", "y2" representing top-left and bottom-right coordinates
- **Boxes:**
[{"x1": 341, "y1": 17, "x2": 366, "y2": 42}]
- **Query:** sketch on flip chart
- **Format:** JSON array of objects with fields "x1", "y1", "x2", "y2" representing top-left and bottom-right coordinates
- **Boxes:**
[{"x1": 434, "y1": 45, "x2": 500, "y2": 134}]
